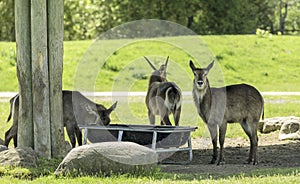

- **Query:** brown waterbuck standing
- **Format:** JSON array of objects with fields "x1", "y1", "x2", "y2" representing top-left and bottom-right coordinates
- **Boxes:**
[
  {"x1": 189, "y1": 60, "x2": 264, "y2": 165},
  {"x1": 145, "y1": 56, "x2": 182, "y2": 126}
]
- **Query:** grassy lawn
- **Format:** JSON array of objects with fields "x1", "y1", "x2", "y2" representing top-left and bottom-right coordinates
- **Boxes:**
[
  {"x1": 0, "y1": 166, "x2": 299, "y2": 183},
  {"x1": 0, "y1": 35, "x2": 300, "y2": 92}
]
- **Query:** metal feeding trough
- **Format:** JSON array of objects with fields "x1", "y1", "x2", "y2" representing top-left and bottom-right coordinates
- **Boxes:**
[{"x1": 79, "y1": 124, "x2": 197, "y2": 164}]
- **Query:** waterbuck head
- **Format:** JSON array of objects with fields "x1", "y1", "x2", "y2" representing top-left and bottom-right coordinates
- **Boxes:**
[
  {"x1": 144, "y1": 56, "x2": 169, "y2": 85},
  {"x1": 190, "y1": 60, "x2": 214, "y2": 90},
  {"x1": 96, "y1": 101, "x2": 117, "y2": 125}
]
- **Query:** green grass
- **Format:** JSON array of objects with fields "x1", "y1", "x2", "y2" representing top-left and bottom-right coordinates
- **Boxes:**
[
  {"x1": 1, "y1": 35, "x2": 300, "y2": 92},
  {"x1": 0, "y1": 165, "x2": 299, "y2": 183}
]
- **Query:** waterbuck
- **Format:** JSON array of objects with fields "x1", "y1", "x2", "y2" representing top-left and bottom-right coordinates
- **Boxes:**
[
  {"x1": 145, "y1": 56, "x2": 182, "y2": 126},
  {"x1": 189, "y1": 60, "x2": 264, "y2": 165},
  {"x1": 5, "y1": 90, "x2": 117, "y2": 148}
]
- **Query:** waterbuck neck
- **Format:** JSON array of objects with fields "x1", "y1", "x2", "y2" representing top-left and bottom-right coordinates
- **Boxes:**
[
  {"x1": 193, "y1": 80, "x2": 212, "y2": 123},
  {"x1": 148, "y1": 72, "x2": 166, "y2": 87}
]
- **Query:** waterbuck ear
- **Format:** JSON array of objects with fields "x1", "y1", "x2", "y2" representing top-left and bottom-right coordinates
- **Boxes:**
[
  {"x1": 144, "y1": 56, "x2": 157, "y2": 71},
  {"x1": 206, "y1": 60, "x2": 214, "y2": 72},
  {"x1": 109, "y1": 101, "x2": 117, "y2": 111},
  {"x1": 189, "y1": 60, "x2": 196, "y2": 71},
  {"x1": 165, "y1": 56, "x2": 169, "y2": 67},
  {"x1": 105, "y1": 101, "x2": 117, "y2": 115}
]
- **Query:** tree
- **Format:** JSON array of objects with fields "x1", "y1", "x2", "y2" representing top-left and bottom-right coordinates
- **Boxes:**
[
  {"x1": 279, "y1": 0, "x2": 289, "y2": 34},
  {"x1": 0, "y1": 0, "x2": 15, "y2": 41}
]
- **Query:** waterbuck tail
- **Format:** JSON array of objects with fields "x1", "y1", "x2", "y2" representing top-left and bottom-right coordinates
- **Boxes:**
[
  {"x1": 261, "y1": 106, "x2": 264, "y2": 120},
  {"x1": 7, "y1": 94, "x2": 19, "y2": 122},
  {"x1": 164, "y1": 84, "x2": 181, "y2": 112}
]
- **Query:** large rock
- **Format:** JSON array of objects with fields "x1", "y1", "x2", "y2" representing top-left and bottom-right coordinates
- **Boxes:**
[
  {"x1": 0, "y1": 147, "x2": 38, "y2": 167},
  {"x1": 55, "y1": 142, "x2": 158, "y2": 176},
  {"x1": 259, "y1": 116, "x2": 300, "y2": 133},
  {"x1": 279, "y1": 120, "x2": 300, "y2": 140}
]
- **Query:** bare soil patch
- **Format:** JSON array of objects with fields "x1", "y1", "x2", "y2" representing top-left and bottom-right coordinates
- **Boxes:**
[{"x1": 160, "y1": 131, "x2": 300, "y2": 176}]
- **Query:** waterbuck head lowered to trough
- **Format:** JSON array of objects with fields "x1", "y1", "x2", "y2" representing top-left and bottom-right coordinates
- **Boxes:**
[
  {"x1": 4, "y1": 91, "x2": 118, "y2": 148},
  {"x1": 144, "y1": 56, "x2": 182, "y2": 126},
  {"x1": 190, "y1": 60, "x2": 264, "y2": 165}
]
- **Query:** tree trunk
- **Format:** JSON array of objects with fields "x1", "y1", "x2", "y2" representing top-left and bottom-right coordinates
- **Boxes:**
[{"x1": 279, "y1": 0, "x2": 288, "y2": 35}]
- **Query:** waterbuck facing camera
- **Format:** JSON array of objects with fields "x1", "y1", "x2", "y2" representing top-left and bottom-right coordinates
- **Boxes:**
[
  {"x1": 145, "y1": 56, "x2": 182, "y2": 126},
  {"x1": 190, "y1": 60, "x2": 264, "y2": 165}
]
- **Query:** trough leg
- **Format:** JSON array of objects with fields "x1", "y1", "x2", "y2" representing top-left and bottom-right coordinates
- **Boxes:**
[{"x1": 188, "y1": 135, "x2": 193, "y2": 162}]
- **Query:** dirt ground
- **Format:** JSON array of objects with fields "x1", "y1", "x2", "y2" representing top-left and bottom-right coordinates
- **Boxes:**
[{"x1": 160, "y1": 131, "x2": 300, "y2": 176}]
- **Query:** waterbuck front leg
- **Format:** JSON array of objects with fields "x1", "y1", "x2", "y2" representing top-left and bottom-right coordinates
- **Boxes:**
[
  {"x1": 75, "y1": 124, "x2": 83, "y2": 146},
  {"x1": 65, "y1": 120, "x2": 77, "y2": 148},
  {"x1": 208, "y1": 123, "x2": 218, "y2": 164},
  {"x1": 218, "y1": 121, "x2": 228, "y2": 165}
]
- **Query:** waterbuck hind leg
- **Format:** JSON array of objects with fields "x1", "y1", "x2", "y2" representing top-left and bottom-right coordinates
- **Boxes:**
[
  {"x1": 13, "y1": 132, "x2": 17, "y2": 148},
  {"x1": 4, "y1": 127, "x2": 13, "y2": 147},
  {"x1": 148, "y1": 111, "x2": 155, "y2": 125},
  {"x1": 162, "y1": 115, "x2": 172, "y2": 126},
  {"x1": 173, "y1": 106, "x2": 181, "y2": 126},
  {"x1": 241, "y1": 119, "x2": 259, "y2": 165}
]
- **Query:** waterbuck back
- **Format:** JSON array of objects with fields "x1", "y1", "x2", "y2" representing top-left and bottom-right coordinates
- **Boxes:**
[
  {"x1": 145, "y1": 56, "x2": 182, "y2": 126},
  {"x1": 190, "y1": 60, "x2": 264, "y2": 165},
  {"x1": 5, "y1": 91, "x2": 117, "y2": 148}
]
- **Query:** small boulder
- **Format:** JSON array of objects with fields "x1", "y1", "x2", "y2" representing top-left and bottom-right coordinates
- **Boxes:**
[
  {"x1": 0, "y1": 145, "x2": 8, "y2": 152},
  {"x1": 0, "y1": 147, "x2": 38, "y2": 167},
  {"x1": 279, "y1": 121, "x2": 300, "y2": 141},
  {"x1": 0, "y1": 138, "x2": 4, "y2": 145},
  {"x1": 55, "y1": 142, "x2": 158, "y2": 176}
]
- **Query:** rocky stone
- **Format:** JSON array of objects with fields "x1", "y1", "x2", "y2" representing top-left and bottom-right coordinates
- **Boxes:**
[
  {"x1": 0, "y1": 147, "x2": 38, "y2": 167},
  {"x1": 259, "y1": 116, "x2": 300, "y2": 133},
  {"x1": 279, "y1": 120, "x2": 300, "y2": 140},
  {"x1": 55, "y1": 141, "x2": 158, "y2": 176}
]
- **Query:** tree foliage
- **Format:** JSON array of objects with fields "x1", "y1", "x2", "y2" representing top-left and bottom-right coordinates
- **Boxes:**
[{"x1": 1, "y1": 0, "x2": 300, "y2": 41}]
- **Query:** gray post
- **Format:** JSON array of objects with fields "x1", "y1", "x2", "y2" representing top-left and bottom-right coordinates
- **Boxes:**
[
  {"x1": 48, "y1": 0, "x2": 65, "y2": 158},
  {"x1": 15, "y1": 0, "x2": 33, "y2": 148},
  {"x1": 15, "y1": 0, "x2": 65, "y2": 158}
]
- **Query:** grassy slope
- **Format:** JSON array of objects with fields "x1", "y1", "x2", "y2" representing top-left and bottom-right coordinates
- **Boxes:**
[{"x1": 0, "y1": 35, "x2": 300, "y2": 92}]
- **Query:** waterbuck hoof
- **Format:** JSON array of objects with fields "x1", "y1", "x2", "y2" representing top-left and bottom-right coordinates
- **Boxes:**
[
  {"x1": 217, "y1": 160, "x2": 225, "y2": 166},
  {"x1": 209, "y1": 159, "x2": 216, "y2": 164},
  {"x1": 244, "y1": 159, "x2": 258, "y2": 165}
]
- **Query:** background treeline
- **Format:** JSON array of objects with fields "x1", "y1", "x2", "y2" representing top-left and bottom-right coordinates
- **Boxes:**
[{"x1": 0, "y1": 0, "x2": 299, "y2": 41}]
